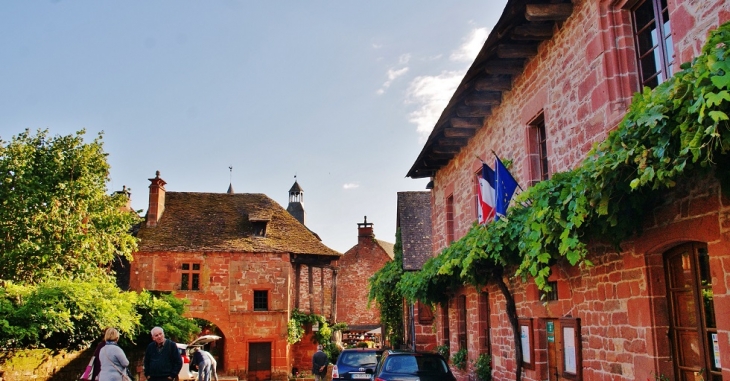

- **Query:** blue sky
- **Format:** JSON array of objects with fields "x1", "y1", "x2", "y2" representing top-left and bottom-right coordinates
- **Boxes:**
[{"x1": 0, "y1": 1, "x2": 507, "y2": 253}]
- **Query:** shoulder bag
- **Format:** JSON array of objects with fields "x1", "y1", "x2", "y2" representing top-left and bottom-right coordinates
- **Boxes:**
[{"x1": 104, "y1": 348, "x2": 132, "y2": 381}]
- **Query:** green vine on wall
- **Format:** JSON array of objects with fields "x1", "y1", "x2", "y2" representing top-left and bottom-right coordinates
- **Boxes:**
[
  {"x1": 368, "y1": 228, "x2": 405, "y2": 348},
  {"x1": 401, "y1": 20, "x2": 730, "y2": 297}
]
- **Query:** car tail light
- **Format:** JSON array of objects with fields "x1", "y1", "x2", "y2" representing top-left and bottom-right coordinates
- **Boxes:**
[
  {"x1": 182, "y1": 354, "x2": 190, "y2": 363},
  {"x1": 331, "y1": 365, "x2": 339, "y2": 378},
  {"x1": 374, "y1": 378, "x2": 386, "y2": 381}
]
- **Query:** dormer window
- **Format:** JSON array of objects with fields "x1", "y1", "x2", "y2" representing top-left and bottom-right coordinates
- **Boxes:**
[
  {"x1": 252, "y1": 221, "x2": 267, "y2": 237},
  {"x1": 249, "y1": 211, "x2": 271, "y2": 238}
]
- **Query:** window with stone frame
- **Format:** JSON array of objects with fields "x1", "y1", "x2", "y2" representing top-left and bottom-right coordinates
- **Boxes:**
[
  {"x1": 446, "y1": 195, "x2": 455, "y2": 243},
  {"x1": 631, "y1": 0, "x2": 674, "y2": 88},
  {"x1": 527, "y1": 113, "x2": 549, "y2": 186},
  {"x1": 457, "y1": 295, "x2": 467, "y2": 350},
  {"x1": 253, "y1": 290, "x2": 268, "y2": 311},
  {"x1": 180, "y1": 263, "x2": 201, "y2": 291}
]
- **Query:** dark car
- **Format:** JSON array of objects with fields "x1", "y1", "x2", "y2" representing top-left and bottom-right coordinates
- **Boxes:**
[
  {"x1": 332, "y1": 348, "x2": 383, "y2": 380},
  {"x1": 371, "y1": 350, "x2": 456, "y2": 381}
]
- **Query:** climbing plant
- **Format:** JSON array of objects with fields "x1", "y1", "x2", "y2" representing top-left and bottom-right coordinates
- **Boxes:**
[
  {"x1": 405, "y1": 20, "x2": 730, "y2": 295},
  {"x1": 397, "y1": 20, "x2": 730, "y2": 381},
  {"x1": 368, "y1": 228, "x2": 405, "y2": 347}
]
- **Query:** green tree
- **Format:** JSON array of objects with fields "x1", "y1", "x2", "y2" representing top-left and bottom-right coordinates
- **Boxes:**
[
  {"x1": 0, "y1": 129, "x2": 200, "y2": 352},
  {"x1": 0, "y1": 129, "x2": 140, "y2": 284}
]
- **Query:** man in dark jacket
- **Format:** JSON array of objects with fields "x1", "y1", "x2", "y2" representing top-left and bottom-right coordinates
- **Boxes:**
[
  {"x1": 311, "y1": 344, "x2": 328, "y2": 381},
  {"x1": 144, "y1": 327, "x2": 183, "y2": 381}
]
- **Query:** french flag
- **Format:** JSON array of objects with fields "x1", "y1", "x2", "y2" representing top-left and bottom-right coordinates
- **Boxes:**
[{"x1": 477, "y1": 163, "x2": 496, "y2": 224}]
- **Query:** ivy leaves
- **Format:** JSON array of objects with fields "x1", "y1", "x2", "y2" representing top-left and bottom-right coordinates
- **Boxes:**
[{"x1": 401, "y1": 21, "x2": 730, "y2": 299}]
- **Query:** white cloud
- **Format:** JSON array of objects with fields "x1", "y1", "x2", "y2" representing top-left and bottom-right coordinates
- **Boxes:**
[
  {"x1": 406, "y1": 71, "x2": 464, "y2": 140},
  {"x1": 405, "y1": 27, "x2": 489, "y2": 140},
  {"x1": 377, "y1": 66, "x2": 410, "y2": 95},
  {"x1": 398, "y1": 54, "x2": 411, "y2": 65},
  {"x1": 450, "y1": 27, "x2": 488, "y2": 62},
  {"x1": 342, "y1": 183, "x2": 359, "y2": 190}
]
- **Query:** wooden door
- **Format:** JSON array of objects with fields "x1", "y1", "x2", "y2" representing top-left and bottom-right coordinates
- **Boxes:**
[
  {"x1": 248, "y1": 342, "x2": 271, "y2": 381},
  {"x1": 665, "y1": 243, "x2": 722, "y2": 381}
]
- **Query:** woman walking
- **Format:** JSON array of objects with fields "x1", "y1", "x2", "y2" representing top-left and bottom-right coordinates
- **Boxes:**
[{"x1": 98, "y1": 328, "x2": 130, "y2": 381}]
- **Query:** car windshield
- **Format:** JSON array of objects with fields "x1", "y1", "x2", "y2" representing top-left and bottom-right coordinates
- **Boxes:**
[
  {"x1": 339, "y1": 352, "x2": 379, "y2": 367},
  {"x1": 384, "y1": 355, "x2": 447, "y2": 374}
]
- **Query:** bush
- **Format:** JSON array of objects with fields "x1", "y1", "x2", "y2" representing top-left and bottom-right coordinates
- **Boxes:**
[
  {"x1": 452, "y1": 348, "x2": 467, "y2": 370},
  {"x1": 475, "y1": 353, "x2": 491, "y2": 381}
]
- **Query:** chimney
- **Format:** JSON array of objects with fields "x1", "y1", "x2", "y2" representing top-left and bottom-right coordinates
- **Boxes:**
[
  {"x1": 358, "y1": 216, "x2": 374, "y2": 243},
  {"x1": 146, "y1": 170, "x2": 167, "y2": 227}
]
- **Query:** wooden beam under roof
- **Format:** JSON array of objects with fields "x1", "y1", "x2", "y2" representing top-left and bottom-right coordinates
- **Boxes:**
[
  {"x1": 436, "y1": 137, "x2": 469, "y2": 146},
  {"x1": 511, "y1": 23, "x2": 555, "y2": 40},
  {"x1": 443, "y1": 128, "x2": 477, "y2": 138},
  {"x1": 450, "y1": 117, "x2": 483, "y2": 129},
  {"x1": 464, "y1": 91, "x2": 502, "y2": 106},
  {"x1": 483, "y1": 59, "x2": 525, "y2": 75},
  {"x1": 456, "y1": 105, "x2": 492, "y2": 118},
  {"x1": 525, "y1": 3, "x2": 573, "y2": 22},
  {"x1": 432, "y1": 144, "x2": 462, "y2": 154},
  {"x1": 497, "y1": 43, "x2": 539, "y2": 58},
  {"x1": 475, "y1": 75, "x2": 513, "y2": 91}
]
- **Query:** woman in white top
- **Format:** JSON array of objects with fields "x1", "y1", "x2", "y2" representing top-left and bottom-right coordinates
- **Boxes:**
[{"x1": 98, "y1": 328, "x2": 130, "y2": 381}]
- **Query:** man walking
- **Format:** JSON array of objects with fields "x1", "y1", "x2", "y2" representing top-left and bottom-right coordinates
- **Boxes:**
[
  {"x1": 144, "y1": 327, "x2": 183, "y2": 381},
  {"x1": 311, "y1": 344, "x2": 328, "y2": 381}
]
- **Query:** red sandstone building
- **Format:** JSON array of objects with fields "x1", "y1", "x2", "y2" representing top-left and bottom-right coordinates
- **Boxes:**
[
  {"x1": 336, "y1": 217, "x2": 394, "y2": 347},
  {"x1": 129, "y1": 173, "x2": 340, "y2": 381},
  {"x1": 407, "y1": 1, "x2": 730, "y2": 381}
]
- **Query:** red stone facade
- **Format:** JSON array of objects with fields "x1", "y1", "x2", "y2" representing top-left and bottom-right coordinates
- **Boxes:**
[
  {"x1": 416, "y1": 0, "x2": 730, "y2": 380},
  {"x1": 129, "y1": 177, "x2": 340, "y2": 381},
  {"x1": 336, "y1": 219, "x2": 393, "y2": 341}
]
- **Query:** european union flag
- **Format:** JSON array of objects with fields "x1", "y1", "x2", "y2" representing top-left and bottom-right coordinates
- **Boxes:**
[{"x1": 495, "y1": 158, "x2": 518, "y2": 220}]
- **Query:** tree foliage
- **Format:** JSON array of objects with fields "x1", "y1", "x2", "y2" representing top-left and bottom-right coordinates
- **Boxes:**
[
  {"x1": 368, "y1": 228, "x2": 405, "y2": 347},
  {"x1": 0, "y1": 129, "x2": 199, "y2": 352},
  {"x1": 0, "y1": 129, "x2": 140, "y2": 284}
]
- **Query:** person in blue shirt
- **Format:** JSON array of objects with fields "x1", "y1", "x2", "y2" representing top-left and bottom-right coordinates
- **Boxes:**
[
  {"x1": 98, "y1": 328, "x2": 129, "y2": 381},
  {"x1": 143, "y1": 327, "x2": 182, "y2": 381},
  {"x1": 190, "y1": 347, "x2": 212, "y2": 381}
]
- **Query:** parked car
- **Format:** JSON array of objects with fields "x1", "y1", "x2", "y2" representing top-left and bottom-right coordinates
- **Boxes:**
[
  {"x1": 331, "y1": 348, "x2": 383, "y2": 380},
  {"x1": 177, "y1": 335, "x2": 221, "y2": 381},
  {"x1": 370, "y1": 350, "x2": 456, "y2": 381}
]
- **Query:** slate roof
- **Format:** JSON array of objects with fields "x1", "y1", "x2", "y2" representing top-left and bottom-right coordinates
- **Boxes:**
[
  {"x1": 137, "y1": 192, "x2": 341, "y2": 256},
  {"x1": 397, "y1": 191, "x2": 433, "y2": 271}
]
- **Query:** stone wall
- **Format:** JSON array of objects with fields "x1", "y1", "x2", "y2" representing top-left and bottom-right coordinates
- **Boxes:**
[{"x1": 426, "y1": 0, "x2": 730, "y2": 380}]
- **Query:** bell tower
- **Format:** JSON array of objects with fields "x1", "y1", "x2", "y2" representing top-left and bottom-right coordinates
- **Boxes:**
[{"x1": 287, "y1": 176, "x2": 305, "y2": 225}]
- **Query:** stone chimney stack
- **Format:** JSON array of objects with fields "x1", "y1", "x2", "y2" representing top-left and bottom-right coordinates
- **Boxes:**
[
  {"x1": 146, "y1": 170, "x2": 167, "y2": 227},
  {"x1": 357, "y1": 216, "x2": 374, "y2": 243}
]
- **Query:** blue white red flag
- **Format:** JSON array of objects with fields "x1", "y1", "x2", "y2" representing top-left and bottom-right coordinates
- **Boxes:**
[
  {"x1": 495, "y1": 158, "x2": 519, "y2": 220},
  {"x1": 477, "y1": 163, "x2": 496, "y2": 224}
]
